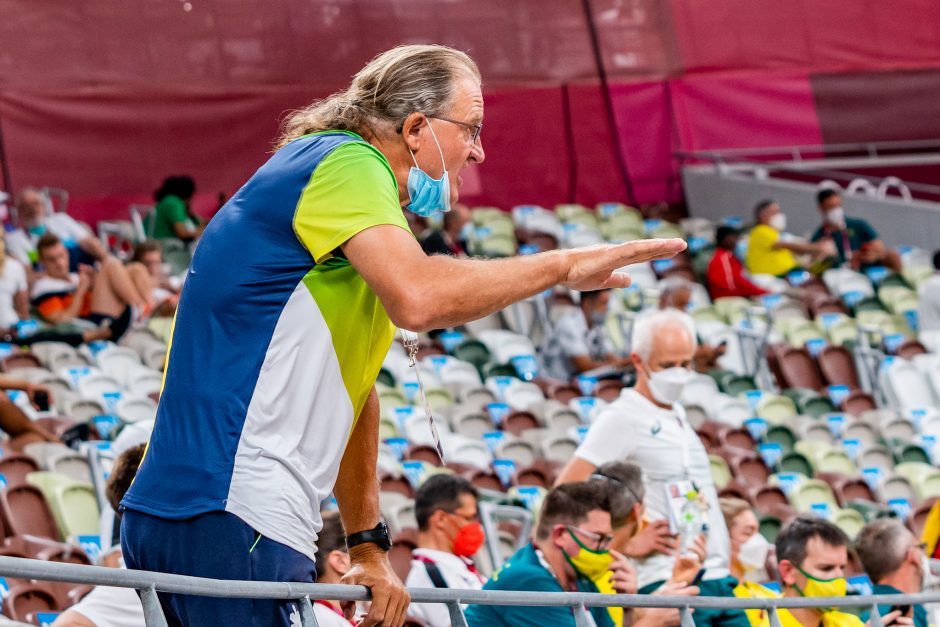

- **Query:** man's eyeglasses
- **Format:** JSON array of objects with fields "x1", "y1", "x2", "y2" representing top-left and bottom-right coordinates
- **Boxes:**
[
  {"x1": 430, "y1": 115, "x2": 483, "y2": 145},
  {"x1": 567, "y1": 526, "x2": 614, "y2": 552}
]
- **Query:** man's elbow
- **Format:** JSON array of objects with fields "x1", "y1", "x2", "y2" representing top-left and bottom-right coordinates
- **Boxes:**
[{"x1": 384, "y1": 287, "x2": 440, "y2": 332}]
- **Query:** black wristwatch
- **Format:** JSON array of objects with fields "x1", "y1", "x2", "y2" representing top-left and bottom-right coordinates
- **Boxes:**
[{"x1": 346, "y1": 521, "x2": 393, "y2": 552}]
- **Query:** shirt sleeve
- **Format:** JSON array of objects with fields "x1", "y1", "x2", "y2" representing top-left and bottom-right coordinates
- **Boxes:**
[
  {"x1": 575, "y1": 409, "x2": 635, "y2": 467},
  {"x1": 9, "y1": 260, "x2": 26, "y2": 292},
  {"x1": 557, "y1": 314, "x2": 590, "y2": 358},
  {"x1": 856, "y1": 219, "x2": 878, "y2": 243},
  {"x1": 293, "y1": 141, "x2": 410, "y2": 264},
  {"x1": 55, "y1": 214, "x2": 92, "y2": 241},
  {"x1": 810, "y1": 225, "x2": 824, "y2": 242}
]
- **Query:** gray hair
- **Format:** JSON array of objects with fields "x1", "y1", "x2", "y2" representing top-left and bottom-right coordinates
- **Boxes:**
[
  {"x1": 856, "y1": 518, "x2": 914, "y2": 583},
  {"x1": 631, "y1": 309, "x2": 697, "y2": 360},
  {"x1": 592, "y1": 461, "x2": 645, "y2": 528},
  {"x1": 276, "y1": 44, "x2": 480, "y2": 148}
]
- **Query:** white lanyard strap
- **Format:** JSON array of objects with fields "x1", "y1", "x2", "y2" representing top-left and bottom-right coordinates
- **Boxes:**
[{"x1": 401, "y1": 329, "x2": 446, "y2": 462}]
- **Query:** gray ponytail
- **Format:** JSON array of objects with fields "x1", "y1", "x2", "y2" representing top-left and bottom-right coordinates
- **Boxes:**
[{"x1": 276, "y1": 44, "x2": 479, "y2": 148}]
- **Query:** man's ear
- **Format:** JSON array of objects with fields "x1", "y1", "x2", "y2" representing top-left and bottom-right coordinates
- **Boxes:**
[
  {"x1": 328, "y1": 550, "x2": 351, "y2": 578},
  {"x1": 400, "y1": 112, "x2": 428, "y2": 153},
  {"x1": 778, "y1": 559, "x2": 797, "y2": 586}
]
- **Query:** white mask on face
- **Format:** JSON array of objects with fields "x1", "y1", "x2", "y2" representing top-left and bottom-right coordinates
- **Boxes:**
[
  {"x1": 768, "y1": 213, "x2": 787, "y2": 232},
  {"x1": 647, "y1": 366, "x2": 693, "y2": 406},
  {"x1": 826, "y1": 207, "x2": 845, "y2": 227},
  {"x1": 738, "y1": 532, "x2": 770, "y2": 574}
]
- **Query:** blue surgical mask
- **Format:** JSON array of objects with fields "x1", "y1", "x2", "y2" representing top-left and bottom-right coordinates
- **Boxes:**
[
  {"x1": 406, "y1": 122, "x2": 451, "y2": 218},
  {"x1": 28, "y1": 223, "x2": 47, "y2": 237}
]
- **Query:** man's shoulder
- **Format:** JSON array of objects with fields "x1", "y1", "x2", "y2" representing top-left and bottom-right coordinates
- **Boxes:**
[{"x1": 484, "y1": 546, "x2": 559, "y2": 592}]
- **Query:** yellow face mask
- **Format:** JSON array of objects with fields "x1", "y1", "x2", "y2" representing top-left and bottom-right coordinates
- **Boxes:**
[
  {"x1": 794, "y1": 565, "x2": 847, "y2": 611},
  {"x1": 564, "y1": 528, "x2": 614, "y2": 581}
]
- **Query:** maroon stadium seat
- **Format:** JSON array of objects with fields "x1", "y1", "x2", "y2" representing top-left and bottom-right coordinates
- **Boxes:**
[
  {"x1": 817, "y1": 345, "x2": 860, "y2": 390},
  {"x1": 0, "y1": 485, "x2": 60, "y2": 540}
]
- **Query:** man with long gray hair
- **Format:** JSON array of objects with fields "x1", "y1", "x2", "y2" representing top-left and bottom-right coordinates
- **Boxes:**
[{"x1": 121, "y1": 44, "x2": 685, "y2": 626}]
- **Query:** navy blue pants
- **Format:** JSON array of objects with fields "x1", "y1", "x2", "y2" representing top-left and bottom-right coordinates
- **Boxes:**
[{"x1": 122, "y1": 509, "x2": 317, "y2": 626}]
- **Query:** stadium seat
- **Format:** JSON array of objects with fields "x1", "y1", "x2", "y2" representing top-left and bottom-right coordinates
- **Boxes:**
[
  {"x1": 790, "y1": 479, "x2": 838, "y2": 512},
  {"x1": 0, "y1": 485, "x2": 60, "y2": 539},
  {"x1": 0, "y1": 455, "x2": 41, "y2": 488},
  {"x1": 779, "y1": 452, "x2": 814, "y2": 477},
  {"x1": 709, "y1": 455, "x2": 733, "y2": 489},
  {"x1": 833, "y1": 507, "x2": 866, "y2": 538},
  {"x1": 26, "y1": 472, "x2": 100, "y2": 540},
  {"x1": 817, "y1": 346, "x2": 861, "y2": 389},
  {"x1": 1, "y1": 583, "x2": 59, "y2": 621}
]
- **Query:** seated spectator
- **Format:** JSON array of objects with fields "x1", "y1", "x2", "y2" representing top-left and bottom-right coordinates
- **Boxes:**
[
  {"x1": 406, "y1": 474, "x2": 486, "y2": 626},
  {"x1": 592, "y1": 461, "x2": 705, "y2": 627},
  {"x1": 128, "y1": 241, "x2": 180, "y2": 315},
  {"x1": 656, "y1": 278, "x2": 727, "y2": 372},
  {"x1": 719, "y1": 498, "x2": 777, "y2": 626},
  {"x1": 540, "y1": 289, "x2": 629, "y2": 381},
  {"x1": 465, "y1": 481, "x2": 694, "y2": 627},
  {"x1": 0, "y1": 238, "x2": 29, "y2": 330},
  {"x1": 772, "y1": 516, "x2": 899, "y2": 627},
  {"x1": 52, "y1": 444, "x2": 147, "y2": 627},
  {"x1": 0, "y1": 373, "x2": 57, "y2": 449},
  {"x1": 309, "y1": 511, "x2": 356, "y2": 626},
  {"x1": 420, "y1": 203, "x2": 471, "y2": 257},
  {"x1": 7, "y1": 187, "x2": 106, "y2": 272},
  {"x1": 32, "y1": 234, "x2": 150, "y2": 341},
  {"x1": 708, "y1": 227, "x2": 769, "y2": 300},
  {"x1": 746, "y1": 199, "x2": 833, "y2": 277},
  {"x1": 811, "y1": 190, "x2": 901, "y2": 273},
  {"x1": 856, "y1": 519, "x2": 929, "y2": 627},
  {"x1": 917, "y1": 250, "x2": 940, "y2": 332},
  {"x1": 150, "y1": 176, "x2": 204, "y2": 242},
  {"x1": 658, "y1": 276, "x2": 693, "y2": 310}
]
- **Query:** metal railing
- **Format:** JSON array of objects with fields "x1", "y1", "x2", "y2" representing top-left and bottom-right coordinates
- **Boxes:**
[{"x1": 3, "y1": 555, "x2": 939, "y2": 627}]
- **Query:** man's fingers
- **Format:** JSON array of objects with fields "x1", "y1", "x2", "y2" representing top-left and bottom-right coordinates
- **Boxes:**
[
  {"x1": 612, "y1": 238, "x2": 687, "y2": 266},
  {"x1": 362, "y1": 585, "x2": 390, "y2": 627}
]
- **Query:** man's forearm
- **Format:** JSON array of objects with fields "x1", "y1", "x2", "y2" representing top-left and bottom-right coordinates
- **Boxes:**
[
  {"x1": 401, "y1": 251, "x2": 569, "y2": 330},
  {"x1": 334, "y1": 387, "x2": 382, "y2": 542}
]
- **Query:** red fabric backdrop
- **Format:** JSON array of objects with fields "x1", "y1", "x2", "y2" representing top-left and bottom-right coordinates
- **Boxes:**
[{"x1": 2, "y1": 0, "x2": 940, "y2": 222}]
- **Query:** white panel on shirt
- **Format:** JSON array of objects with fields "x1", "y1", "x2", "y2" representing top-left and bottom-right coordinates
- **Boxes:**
[
  {"x1": 226, "y1": 281, "x2": 355, "y2": 562},
  {"x1": 313, "y1": 603, "x2": 351, "y2": 627},
  {"x1": 70, "y1": 584, "x2": 145, "y2": 627},
  {"x1": 575, "y1": 389, "x2": 731, "y2": 588},
  {"x1": 405, "y1": 548, "x2": 485, "y2": 627}
]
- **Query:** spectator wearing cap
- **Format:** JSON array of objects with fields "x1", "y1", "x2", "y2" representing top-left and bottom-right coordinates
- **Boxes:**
[
  {"x1": 707, "y1": 227, "x2": 769, "y2": 300},
  {"x1": 406, "y1": 475, "x2": 486, "y2": 627},
  {"x1": 856, "y1": 519, "x2": 930, "y2": 627}
]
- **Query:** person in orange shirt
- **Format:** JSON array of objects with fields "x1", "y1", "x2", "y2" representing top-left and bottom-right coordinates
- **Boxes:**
[{"x1": 31, "y1": 233, "x2": 151, "y2": 340}]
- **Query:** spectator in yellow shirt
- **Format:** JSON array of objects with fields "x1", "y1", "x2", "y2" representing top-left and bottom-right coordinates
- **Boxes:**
[{"x1": 745, "y1": 200, "x2": 834, "y2": 277}]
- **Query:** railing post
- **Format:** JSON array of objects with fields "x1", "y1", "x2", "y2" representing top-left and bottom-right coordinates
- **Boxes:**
[
  {"x1": 768, "y1": 606, "x2": 782, "y2": 627},
  {"x1": 680, "y1": 606, "x2": 695, "y2": 627},
  {"x1": 869, "y1": 604, "x2": 884, "y2": 627},
  {"x1": 447, "y1": 600, "x2": 469, "y2": 627},
  {"x1": 140, "y1": 586, "x2": 169, "y2": 627},
  {"x1": 573, "y1": 602, "x2": 592, "y2": 627},
  {"x1": 298, "y1": 596, "x2": 321, "y2": 627}
]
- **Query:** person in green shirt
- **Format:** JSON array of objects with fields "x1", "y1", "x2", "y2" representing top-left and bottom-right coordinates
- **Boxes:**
[
  {"x1": 150, "y1": 175, "x2": 204, "y2": 242},
  {"x1": 466, "y1": 482, "x2": 691, "y2": 627},
  {"x1": 856, "y1": 519, "x2": 930, "y2": 627}
]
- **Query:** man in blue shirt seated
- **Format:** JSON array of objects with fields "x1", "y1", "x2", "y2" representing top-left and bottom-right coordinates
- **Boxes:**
[
  {"x1": 465, "y1": 481, "x2": 695, "y2": 627},
  {"x1": 856, "y1": 518, "x2": 931, "y2": 627},
  {"x1": 810, "y1": 189, "x2": 901, "y2": 272}
]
